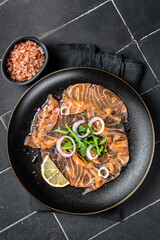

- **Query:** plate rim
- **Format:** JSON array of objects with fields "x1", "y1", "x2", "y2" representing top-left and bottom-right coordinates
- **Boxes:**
[{"x1": 7, "y1": 66, "x2": 155, "y2": 215}]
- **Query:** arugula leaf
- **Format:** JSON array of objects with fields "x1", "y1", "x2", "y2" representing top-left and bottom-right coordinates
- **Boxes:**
[
  {"x1": 103, "y1": 147, "x2": 107, "y2": 152},
  {"x1": 84, "y1": 118, "x2": 107, "y2": 154},
  {"x1": 65, "y1": 124, "x2": 81, "y2": 141},
  {"x1": 83, "y1": 117, "x2": 101, "y2": 156},
  {"x1": 91, "y1": 147, "x2": 98, "y2": 154},
  {"x1": 83, "y1": 135, "x2": 93, "y2": 144},
  {"x1": 93, "y1": 136, "x2": 100, "y2": 155},
  {"x1": 55, "y1": 118, "x2": 108, "y2": 159},
  {"x1": 61, "y1": 141, "x2": 74, "y2": 150},
  {"x1": 80, "y1": 147, "x2": 87, "y2": 157},
  {"x1": 99, "y1": 145, "x2": 107, "y2": 153},
  {"x1": 83, "y1": 115, "x2": 88, "y2": 125},
  {"x1": 83, "y1": 139, "x2": 93, "y2": 145},
  {"x1": 55, "y1": 129, "x2": 68, "y2": 135},
  {"x1": 78, "y1": 125, "x2": 87, "y2": 133},
  {"x1": 85, "y1": 135, "x2": 93, "y2": 140},
  {"x1": 63, "y1": 138, "x2": 70, "y2": 142},
  {"x1": 100, "y1": 134, "x2": 106, "y2": 138},
  {"x1": 99, "y1": 145, "x2": 104, "y2": 153},
  {"x1": 99, "y1": 137, "x2": 107, "y2": 145},
  {"x1": 75, "y1": 151, "x2": 87, "y2": 163},
  {"x1": 65, "y1": 124, "x2": 87, "y2": 157},
  {"x1": 79, "y1": 141, "x2": 88, "y2": 156}
]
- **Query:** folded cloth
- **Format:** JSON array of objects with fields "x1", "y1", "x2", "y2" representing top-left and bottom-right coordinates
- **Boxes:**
[
  {"x1": 31, "y1": 43, "x2": 144, "y2": 214},
  {"x1": 45, "y1": 44, "x2": 143, "y2": 90}
]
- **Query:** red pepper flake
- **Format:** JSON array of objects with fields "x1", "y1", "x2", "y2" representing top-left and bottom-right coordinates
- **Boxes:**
[{"x1": 34, "y1": 108, "x2": 41, "y2": 112}]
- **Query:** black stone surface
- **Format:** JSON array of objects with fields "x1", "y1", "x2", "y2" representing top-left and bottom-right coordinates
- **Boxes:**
[
  {"x1": 0, "y1": 0, "x2": 104, "y2": 58},
  {"x1": 1, "y1": 212, "x2": 66, "y2": 240},
  {"x1": 0, "y1": 69, "x2": 28, "y2": 115},
  {"x1": 0, "y1": 169, "x2": 33, "y2": 229},
  {"x1": 142, "y1": 86, "x2": 160, "y2": 142},
  {"x1": 139, "y1": 30, "x2": 160, "y2": 80},
  {"x1": 120, "y1": 43, "x2": 158, "y2": 94},
  {"x1": 0, "y1": 122, "x2": 9, "y2": 172},
  {"x1": 95, "y1": 201, "x2": 160, "y2": 240},
  {"x1": 118, "y1": 142, "x2": 160, "y2": 216},
  {"x1": 41, "y1": 1, "x2": 131, "y2": 53},
  {"x1": 0, "y1": 0, "x2": 160, "y2": 239},
  {"x1": 114, "y1": 0, "x2": 160, "y2": 40},
  {"x1": 54, "y1": 210, "x2": 120, "y2": 240},
  {"x1": 0, "y1": 110, "x2": 12, "y2": 130}
]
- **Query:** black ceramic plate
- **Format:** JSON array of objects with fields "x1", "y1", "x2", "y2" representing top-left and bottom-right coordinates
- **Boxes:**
[{"x1": 7, "y1": 67, "x2": 155, "y2": 214}]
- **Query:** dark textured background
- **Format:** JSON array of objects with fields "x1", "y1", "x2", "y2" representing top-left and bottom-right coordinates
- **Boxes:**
[{"x1": 0, "y1": 0, "x2": 160, "y2": 239}]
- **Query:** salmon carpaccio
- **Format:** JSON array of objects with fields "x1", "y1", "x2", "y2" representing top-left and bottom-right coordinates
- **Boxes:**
[{"x1": 25, "y1": 83, "x2": 129, "y2": 194}]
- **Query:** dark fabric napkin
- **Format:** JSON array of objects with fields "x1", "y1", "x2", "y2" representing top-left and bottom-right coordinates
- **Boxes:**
[
  {"x1": 45, "y1": 44, "x2": 143, "y2": 90},
  {"x1": 31, "y1": 44, "x2": 144, "y2": 217}
]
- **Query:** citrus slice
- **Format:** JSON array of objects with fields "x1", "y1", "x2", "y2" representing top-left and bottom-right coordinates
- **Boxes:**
[{"x1": 41, "y1": 155, "x2": 69, "y2": 187}]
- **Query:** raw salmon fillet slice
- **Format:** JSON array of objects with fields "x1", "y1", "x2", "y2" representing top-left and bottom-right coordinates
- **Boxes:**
[{"x1": 25, "y1": 83, "x2": 129, "y2": 194}]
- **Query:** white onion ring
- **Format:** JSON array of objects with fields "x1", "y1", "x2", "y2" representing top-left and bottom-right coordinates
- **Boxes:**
[
  {"x1": 60, "y1": 106, "x2": 69, "y2": 115},
  {"x1": 88, "y1": 117, "x2": 104, "y2": 135},
  {"x1": 72, "y1": 119, "x2": 89, "y2": 138},
  {"x1": 56, "y1": 136, "x2": 75, "y2": 157},
  {"x1": 86, "y1": 145, "x2": 98, "y2": 160},
  {"x1": 98, "y1": 167, "x2": 109, "y2": 179}
]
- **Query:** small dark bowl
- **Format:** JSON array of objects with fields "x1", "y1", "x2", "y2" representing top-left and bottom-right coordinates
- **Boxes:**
[{"x1": 1, "y1": 36, "x2": 48, "y2": 85}]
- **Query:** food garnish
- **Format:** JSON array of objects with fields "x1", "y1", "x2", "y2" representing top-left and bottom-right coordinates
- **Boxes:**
[
  {"x1": 88, "y1": 117, "x2": 105, "y2": 135},
  {"x1": 56, "y1": 135, "x2": 76, "y2": 157},
  {"x1": 72, "y1": 119, "x2": 89, "y2": 138},
  {"x1": 60, "y1": 106, "x2": 70, "y2": 115},
  {"x1": 86, "y1": 145, "x2": 98, "y2": 160},
  {"x1": 25, "y1": 83, "x2": 129, "y2": 194},
  {"x1": 98, "y1": 167, "x2": 109, "y2": 179},
  {"x1": 41, "y1": 155, "x2": 69, "y2": 187},
  {"x1": 55, "y1": 116, "x2": 107, "y2": 162}
]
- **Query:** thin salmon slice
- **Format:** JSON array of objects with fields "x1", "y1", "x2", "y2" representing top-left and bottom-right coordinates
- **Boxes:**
[
  {"x1": 24, "y1": 94, "x2": 59, "y2": 149},
  {"x1": 25, "y1": 83, "x2": 129, "y2": 194},
  {"x1": 61, "y1": 83, "x2": 127, "y2": 121}
]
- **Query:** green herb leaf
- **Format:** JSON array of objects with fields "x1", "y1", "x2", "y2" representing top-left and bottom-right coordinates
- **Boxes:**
[
  {"x1": 83, "y1": 117, "x2": 101, "y2": 156},
  {"x1": 55, "y1": 118, "x2": 108, "y2": 159},
  {"x1": 94, "y1": 136, "x2": 100, "y2": 155},
  {"x1": 65, "y1": 124, "x2": 88, "y2": 156},
  {"x1": 83, "y1": 115, "x2": 88, "y2": 125},
  {"x1": 99, "y1": 137, "x2": 107, "y2": 145},
  {"x1": 65, "y1": 124, "x2": 80, "y2": 141},
  {"x1": 75, "y1": 151, "x2": 87, "y2": 163},
  {"x1": 83, "y1": 139, "x2": 93, "y2": 145},
  {"x1": 99, "y1": 145, "x2": 107, "y2": 153},
  {"x1": 78, "y1": 125, "x2": 87, "y2": 133},
  {"x1": 91, "y1": 147, "x2": 98, "y2": 154},
  {"x1": 63, "y1": 138, "x2": 70, "y2": 142},
  {"x1": 99, "y1": 145, "x2": 104, "y2": 153},
  {"x1": 103, "y1": 147, "x2": 107, "y2": 152},
  {"x1": 61, "y1": 141, "x2": 74, "y2": 150},
  {"x1": 55, "y1": 129, "x2": 68, "y2": 135},
  {"x1": 80, "y1": 148, "x2": 87, "y2": 157}
]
